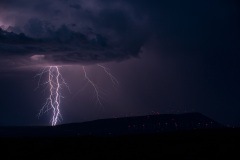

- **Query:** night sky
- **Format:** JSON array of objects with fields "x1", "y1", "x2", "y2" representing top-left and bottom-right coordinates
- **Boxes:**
[{"x1": 0, "y1": 0, "x2": 239, "y2": 126}]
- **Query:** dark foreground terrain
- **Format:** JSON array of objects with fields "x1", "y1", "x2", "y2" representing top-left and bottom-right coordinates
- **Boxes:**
[
  {"x1": 1, "y1": 129, "x2": 240, "y2": 159},
  {"x1": 0, "y1": 113, "x2": 239, "y2": 159}
]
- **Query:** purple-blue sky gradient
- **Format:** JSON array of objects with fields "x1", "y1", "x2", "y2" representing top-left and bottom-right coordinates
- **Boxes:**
[{"x1": 0, "y1": 0, "x2": 239, "y2": 126}]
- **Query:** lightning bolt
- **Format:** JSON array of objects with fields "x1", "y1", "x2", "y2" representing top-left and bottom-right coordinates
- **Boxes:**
[
  {"x1": 97, "y1": 64, "x2": 119, "y2": 86},
  {"x1": 82, "y1": 66, "x2": 102, "y2": 105},
  {"x1": 36, "y1": 64, "x2": 118, "y2": 126},
  {"x1": 82, "y1": 64, "x2": 119, "y2": 105},
  {"x1": 37, "y1": 66, "x2": 69, "y2": 126}
]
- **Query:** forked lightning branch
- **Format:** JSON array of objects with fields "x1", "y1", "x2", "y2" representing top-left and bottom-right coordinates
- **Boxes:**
[
  {"x1": 36, "y1": 66, "x2": 69, "y2": 126},
  {"x1": 35, "y1": 65, "x2": 118, "y2": 126}
]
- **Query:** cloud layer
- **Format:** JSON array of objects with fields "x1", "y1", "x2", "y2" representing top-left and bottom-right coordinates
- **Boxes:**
[
  {"x1": 0, "y1": 0, "x2": 239, "y2": 68},
  {"x1": 0, "y1": 0, "x2": 148, "y2": 67}
]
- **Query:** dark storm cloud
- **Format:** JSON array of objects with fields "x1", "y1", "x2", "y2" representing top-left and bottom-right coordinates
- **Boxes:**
[
  {"x1": 0, "y1": 0, "x2": 240, "y2": 126},
  {"x1": 0, "y1": 0, "x2": 239, "y2": 67},
  {"x1": 128, "y1": 0, "x2": 239, "y2": 54},
  {"x1": 0, "y1": 0, "x2": 148, "y2": 67},
  {"x1": 0, "y1": 24, "x2": 143, "y2": 65}
]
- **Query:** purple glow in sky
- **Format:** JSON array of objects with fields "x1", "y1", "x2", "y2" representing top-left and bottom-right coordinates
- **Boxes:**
[{"x1": 0, "y1": 0, "x2": 239, "y2": 127}]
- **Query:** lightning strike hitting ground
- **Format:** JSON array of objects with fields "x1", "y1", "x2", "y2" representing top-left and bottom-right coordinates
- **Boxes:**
[
  {"x1": 36, "y1": 65, "x2": 118, "y2": 126},
  {"x1": 36, "y1": 66, "x2": 69, "y2": 126}
]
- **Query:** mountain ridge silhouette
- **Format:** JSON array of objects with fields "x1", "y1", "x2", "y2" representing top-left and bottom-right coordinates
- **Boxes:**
[{"x1": 0, "y1": 112, "x2": 225, "y2": 137}]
